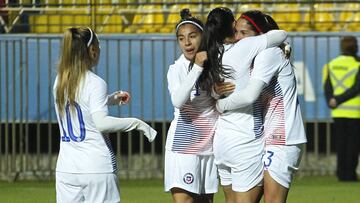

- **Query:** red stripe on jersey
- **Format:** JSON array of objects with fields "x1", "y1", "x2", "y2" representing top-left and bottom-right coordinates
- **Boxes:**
[
  {"x1": 262, "y1": 78, "x2": 286, "y2": 145},
  {"x1": 172, "y1": 103, "x2": 218, "y2": 154}
]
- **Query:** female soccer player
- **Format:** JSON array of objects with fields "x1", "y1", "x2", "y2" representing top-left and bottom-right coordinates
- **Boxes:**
[
  {"x1": 165, "y1": 9, "x2": 234, "y2": 203},
  {"x1": 216, "y1": 11, "x2": 307, "y2": 203},
  {"x1": 53, "y1": 27, "x2": 157, "y2": 203},
  {"x1": 195, "y1": 7, "x2": 288, "y2": 203}
]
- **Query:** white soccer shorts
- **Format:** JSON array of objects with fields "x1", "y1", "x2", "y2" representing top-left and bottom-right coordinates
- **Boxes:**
[
  {"x1": 214, "y1": 135, "x2": 264, "y2": 192},
  {"x1": 56, "y1": 172, "x2": 120, "y2": 203},
  {"x1": 164, "y1": 150, "x2": 219, "y2": 194},
  {"x1": 263, "y1": 144, "x2": 304, "y2": 188}
]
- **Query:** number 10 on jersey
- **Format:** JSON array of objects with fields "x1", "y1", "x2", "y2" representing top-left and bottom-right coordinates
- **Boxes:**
[{"x1": 59, "y1": 102, "x2": 86, "y2": 142}]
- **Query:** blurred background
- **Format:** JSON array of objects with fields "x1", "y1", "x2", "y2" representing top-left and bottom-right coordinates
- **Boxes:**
[{"x1": 0, "y1": 0, "x2": 359, "y2": 182}]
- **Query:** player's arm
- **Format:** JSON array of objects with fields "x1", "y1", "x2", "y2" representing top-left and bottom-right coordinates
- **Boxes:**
[
  {"x1": 233, "y1": 30, "x2": 287, "y2": 67},
  {"x1": 89, "y1": 77, "x2": 156, "y2": 142},
  {"x1": 167, "y1": 63, "x2": 203, "y2": 109},
  {"x1": 322, "y1": 64, "x2": 334, "y2": 106},
  {"x1": 216, "y1": 49, "x2": 281, "y2": 113},
  {"x1": 92, "y1": 112, "x2": 157, "y2": 142},
  {"x1": 323, "y1": 64, "x2": 334, "y2": 101},
  {"x1": 236, "y1": 30, "x2": 287, "y2": 51},
  {"x1": 216, "y1": 79, "x2": 265, "y2": 113},
  {"x1": 265, "y1": 30, "x2": 288, "y2": 48}
]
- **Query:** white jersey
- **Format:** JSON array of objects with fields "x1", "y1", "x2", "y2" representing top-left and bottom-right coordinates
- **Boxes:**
[
  {"x1": 252, "y1": 48, "x2": 307, "y2": 145},
  {"x1": 166, "y1": 55, "x2": 219, "y2": 155},
  {"x1": 53, "y1": 71, "x2": 117, "y2": 173},
  {"x1": 217, "y1": 34, "x2": 270, "y2": 143}
]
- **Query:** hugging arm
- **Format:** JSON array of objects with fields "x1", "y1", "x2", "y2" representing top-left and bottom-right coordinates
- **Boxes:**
[
  {"x1": 168, "y1": 64, "x2": 203, "y2": 108},
  {"x1": 216, "y1": 79, "x2": 266, "y2": 113},
  {"x1": 265, "y1": 30, "x2": 288, "y2": 48}
]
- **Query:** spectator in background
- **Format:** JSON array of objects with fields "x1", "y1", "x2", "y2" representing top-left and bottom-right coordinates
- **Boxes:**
[{"x1": 322, "y1": 36, "x2": 360, "y2": 182}]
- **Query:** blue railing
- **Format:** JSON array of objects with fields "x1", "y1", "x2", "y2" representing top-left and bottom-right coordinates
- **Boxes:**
[{"x1": 1, "y1": 33, "x2": 360, "y2": 122}]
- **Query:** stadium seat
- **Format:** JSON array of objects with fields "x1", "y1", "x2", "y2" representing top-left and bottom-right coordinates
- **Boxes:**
[
  {"x1": 123, "y1": 5, "x2": 164, "y2": 33},
  {"x1": 45, "y1": 0, "x2": 59, "y2": 6},
  {"x1": 159, "y1": 4, "x2": 200, "y2": 33},
  {"x1": 61, "y1": 14, "x2": 75, "y2": 25},
  {"x1": 347, "y1": 12, "x2": 360, "y2": 31},
  {"x1": 29, "y1": 15, "x2": 49, "y2": 33},
  {"x1": 30, "y1": 14, "x2": 70, "y2": 33},
  {"x1": 75, "y1": 15, "x2": 91, "y2": 27},
  {"x1": 23, "y1": 1, "x2": 360, "y2": 33},
  {"x1": 49, "y1": 15, "x2": 62, "y2": 33},
  {"x1": 21, "y1": 0, "x2": 33, "y2": 6},
  {"x1": 97, "y1": 14, "x2": 123, "y2": 33},
  {"x1": 295, "y1": 12, "x2": 310, "y2": 32},
  {"x1": 206, "y1": 2, "x2": 232, "y2": 18},
  {"x1": 28, "y1": 0, "x2": 92, "y2": 33},
  {"x1": 95, "y1": 0, "x2": 128, "y2": 33},
  {"x1": 313, "y1": 3, "x2": 336, "y2": 31},
  {"x1": 62, "y1": 0, "x2": 89, "y2": 5},
  {"x1": 235, "y1": 3, "x2": 263, "y2": 19},
  {"x1": 271, "y1": 4, "x2": 302, "y2": 31},
  {"x1": 339, "y1": 3, "x2": 360, "y2": 31},
  {"x1": 96, "y1": 0, "x2": 129, "y2": 13},
  {"x1": 314, "y1": 13, "x2": 335, "y2": 31}
]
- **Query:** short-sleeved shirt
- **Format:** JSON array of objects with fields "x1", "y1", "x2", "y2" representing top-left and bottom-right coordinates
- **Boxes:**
[{"x1": 54, "y1": 70, "x2": 117, "y2": 173}]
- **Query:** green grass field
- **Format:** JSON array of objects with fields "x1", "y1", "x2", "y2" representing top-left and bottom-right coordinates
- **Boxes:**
[{"x1": 0, "y1": 176, "x2": 359, "y2": 203}]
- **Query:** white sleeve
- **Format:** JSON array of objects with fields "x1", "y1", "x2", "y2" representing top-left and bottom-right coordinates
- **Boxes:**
[
  {"x1": 91, "y1": 111, "x2": 157, "y2": 142},
  {"x1": 264, "y1": 30, "x2": 287, "y2": 48},
  {"x1": 232, "y1": 34, "x2": 267, "y2": 62},
  {"x1": 230, "y1": 30, "x2": 286, "y2": 68},
  {"x1": 216, "y1": 79, "x2": 266, "y2": 113},
  {"x1": 167, "y1": 64, "x2": 203, "y2": 108},
  {"x1": 232, "y1": 30, "x2": 287, "y2": 60},
  {"x1": 252, "y1": 48, "x2": 283, "y2": 85},
  {"x1": 89, "y1": 77, "x2": 109, "y2": 115}
]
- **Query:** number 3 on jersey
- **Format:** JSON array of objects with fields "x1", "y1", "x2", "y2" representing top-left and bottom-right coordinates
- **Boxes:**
[
  {"x1": 60, "y1": 102, "x2": 86, "y2": 142},
  {"x1": 264, "y1": 150, "x2": 274, "y2": 167}
]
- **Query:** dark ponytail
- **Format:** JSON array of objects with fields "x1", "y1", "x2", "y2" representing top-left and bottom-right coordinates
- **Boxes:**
[
  {"x1": 240, "y1": 10, "x2": 280, "y2": 34},
  {"x1": 240, "y1": 10, "x2": 268, "y2": 34},
  {"x1": 180, "y1": 8, "x2": 191, "y2": 19},
  {"x1": 196, "y1": 7, "x2": 235, "y2": 94},
  {"x1": 263, "y1": 14, "x2": 279, "y2": 31}
]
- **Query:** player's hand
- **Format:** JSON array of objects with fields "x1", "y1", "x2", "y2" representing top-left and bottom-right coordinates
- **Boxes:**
[
  {"x1": 328, "y1": 98, "x2": 337, "y2": 109},
  {"x1": 280, "y1": 42, "x2": 291, "y2": 59},
  {"x1": 114, "y1": 91, "x2": 131, "y2": 105},
  {"x1": 195, "y1": 51, "x2": 207, "y2": 67},
  {"x1": 214, "y1": 82, "x2": 235, "y2": 96},
  {"x1": 136, "y1": 120, "x2": 157, "y2": 142},
  {"x1": 215, "y1": 101, "x2": 224, "y2": 114}
]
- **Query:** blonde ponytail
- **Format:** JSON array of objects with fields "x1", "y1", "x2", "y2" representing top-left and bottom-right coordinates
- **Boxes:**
[{"x1": 55, "y1": 27, "x2": 97, "y2": 116}]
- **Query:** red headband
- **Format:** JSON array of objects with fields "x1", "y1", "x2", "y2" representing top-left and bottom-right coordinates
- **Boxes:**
[{"x1": 240, "y1": 15, "x2": 262, "y2": 34}]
